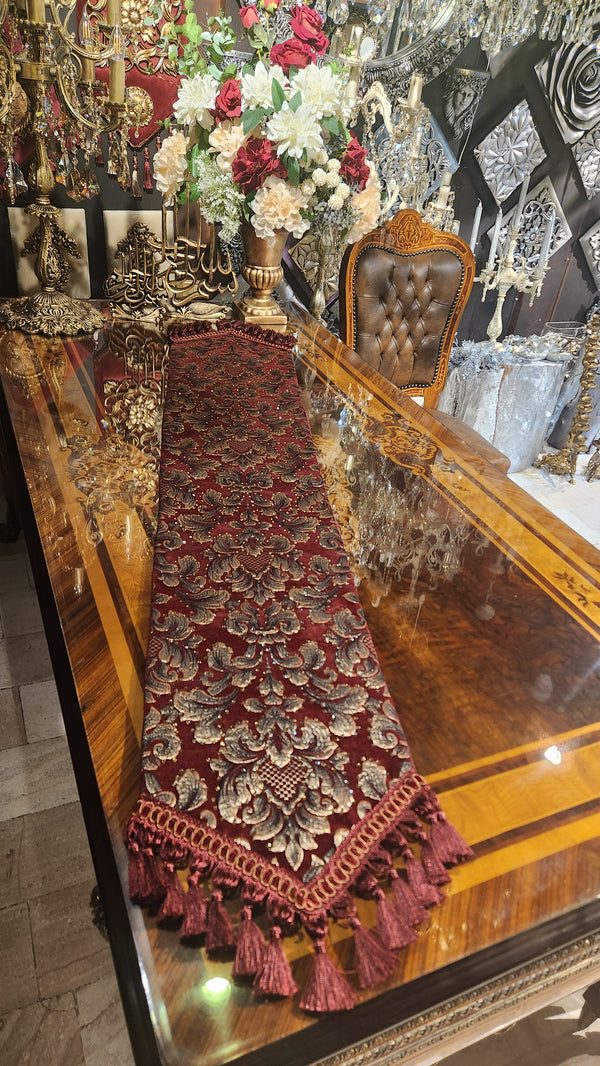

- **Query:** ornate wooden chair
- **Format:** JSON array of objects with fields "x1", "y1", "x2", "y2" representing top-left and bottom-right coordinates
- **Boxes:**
[
  {"x1": 339, "y1": 208, "x2": 510, "y2": 471},
  {"x1": 340, "y1": 209, "x2": 475, "y2": 409}
]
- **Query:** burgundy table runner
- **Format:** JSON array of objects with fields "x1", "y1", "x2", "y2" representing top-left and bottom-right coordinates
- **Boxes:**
[{"x1": 126, "y1": 320, "x2": 472, "y2": 1012}]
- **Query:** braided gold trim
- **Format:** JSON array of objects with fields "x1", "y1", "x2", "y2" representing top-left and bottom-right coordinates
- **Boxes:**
[{"x1": 134, "y1": 771, "x2": 426, "y2": 915}]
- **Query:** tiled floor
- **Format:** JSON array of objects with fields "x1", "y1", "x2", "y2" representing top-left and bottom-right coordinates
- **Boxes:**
[{"x1": 1, "y1": 460, "x2": 599, "y2": 1066}]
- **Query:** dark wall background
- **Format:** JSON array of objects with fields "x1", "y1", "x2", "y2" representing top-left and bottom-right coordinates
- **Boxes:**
[{"x1": 423, "y1": 35, "x2": 600, "y2": 342}]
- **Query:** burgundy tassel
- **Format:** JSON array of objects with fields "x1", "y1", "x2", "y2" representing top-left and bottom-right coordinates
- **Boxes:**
[
  {"x1": 375, "y1": 889, "x2": 417, "y2": 950},
  {"x1": 254, "y1": 925, "x2": 298, "y2": 997},
  {"x1": 429, "y1": 814, "x2": 474, "y2": 864},
  {"x1": 404, "y1": 853, "x2": 444, "y2": 907},
  {"x1": 180, "y1": 878, "x2": 209, "y2": 939},
  {"x1": 299, "y1": 939, "x2": 356, "y2": 1012},
  {"x1": 143, "y1": 146, "x2": 153, "y2": 192},
  {"x1": 157, "y1": 863, "x2": 185, "y2": 923},
  {"x1": 128, "y1": 846, "x2": 159, "y2": 902},
  {"x1": 390, "y1": 870, "x2": 428, "y2": 927},
  {"x1": 205, "y1": 889, "x2": 236, "y2": 953},
  {"x1": 419, "y1": 837, "x2": 451, "y2": 886},
  {"x1": 233, "y1": 905, "x2": 266, "y2": 977},
  {"x1": 349, "y1": 918, "x2": 397, "y2": 989}
]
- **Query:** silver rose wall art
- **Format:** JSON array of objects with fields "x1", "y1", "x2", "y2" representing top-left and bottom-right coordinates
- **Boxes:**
[
  {"x1": 537, "y1": 36, "x2": 600, "y2": 144},
  {"x1": 474, "y1": 101, "x2": 546, "y2": 203}
]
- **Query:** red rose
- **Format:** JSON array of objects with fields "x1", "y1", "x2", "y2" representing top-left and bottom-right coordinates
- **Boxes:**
[
  {"x1": 239, "y1": 5, "x2": 260, "y2": 28},
  {"x1": 270, "y1": 37, "x2": 314, "y2": 74},
  {"x1": 231, "y1": 137, "x2": 287, "y2": 193},
  {"x1": 289, "y1": 4, "x2": 329, "y2": 54},
  {"x1": 340, "y1": 135, "x2": 370, "y2": 190},
  {"x1": 213, "y1": 78, "x2": 242, "y2": 122}
]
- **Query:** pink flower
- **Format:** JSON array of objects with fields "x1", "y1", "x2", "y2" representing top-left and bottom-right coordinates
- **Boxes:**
[{"x1": 239, "y1": 5, "x2": 260, "y2": 28}]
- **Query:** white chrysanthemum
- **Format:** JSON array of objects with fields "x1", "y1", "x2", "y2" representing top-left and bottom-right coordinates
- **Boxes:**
[
  {"x1": 174, "y1": 73, "x2": 218, "y2": 130},
  {"x1": 251, "y1": 175, "x2": 310, "y2": 241},
  {"x1": 312, "y1": 167, "x2": 327, "y2": 187},
  {"x1": 208, "y1": 121, "x2": 247, "y2": 174},
  {"x1": 266, "y1": 102, "x2": 323, "y2": 160},
  {"x1": 301, "y1": 178, "x2": 316, "y2": 196},
  {"x1": 329, "y1": 191, "x2": 345, "y2": 210},
  {"x1": 289, "y1": 64, "x2": 345, "y2": 119},
  {"x1": 241, "y1": 60, "x2": 287, "y2": 110},
  {"x1": 153, "y1": 130, "x2": 189, "y2": 205},
  {"x1": 347, "y1": 166, "x2": 382, "y2": 244}
]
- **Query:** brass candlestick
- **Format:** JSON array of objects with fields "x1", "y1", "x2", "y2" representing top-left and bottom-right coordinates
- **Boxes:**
[{"x1": 0, "y1": 0, "x2": 129, "y2": 335}]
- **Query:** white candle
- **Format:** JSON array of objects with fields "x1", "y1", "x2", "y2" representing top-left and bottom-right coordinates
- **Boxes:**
[
  {"x1": 437, "y1": 172, "x2": 451, "y2": 209},
  {"x1": 537, "y1": 209, "x2": 555, "y2": 271},
  {"x1": 486, "y1": 209, "x2": 502, "y2": 269},
  {"x1": 407, "y1": 73, "x2": 423, "y2": 109},
  {"x1": 513, "y1": 171, "x2": 531, "y2": 232},
  {"x1": 469, "y1": 199, "x2": 483, "y2": 252}
]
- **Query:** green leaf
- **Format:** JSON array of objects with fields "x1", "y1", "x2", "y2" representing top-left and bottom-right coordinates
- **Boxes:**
[
  {"x1": 322, "y1": 115, "x2": 341, "y2": 135},
  {"x1": 288, "y1": 91, "x2": 302, "y2": 113},
  {"x1": 271, "y1": 78, "x2": 285, "y2": 111},
  {"x1": 243, "y1": 108, "x2": 265, "y2": 134},
  {"x1": 287, "y1": 155, "x2": 300, "y2": 186}
]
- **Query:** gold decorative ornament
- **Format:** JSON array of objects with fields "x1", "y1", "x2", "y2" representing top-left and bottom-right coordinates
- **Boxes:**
[
  {"x1": 536, "y1": 312, "x2": 600, "y2": 481},
  {"x1": 0, "y1": 0, "x2": 130, "y2": 335},
  {"x1": 233, "y1": 223, "x2": 288, "y2": 332},
  {"x1": 104, "y1": 197, "x2": 237, "y2": 321}
]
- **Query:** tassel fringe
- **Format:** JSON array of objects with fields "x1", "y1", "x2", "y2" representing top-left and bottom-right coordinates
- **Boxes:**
[
  {"x1": 300, "y1": 940, "x2": 356, "y2": 1012},
  {"x1": 254, "y1": 926, "x2": 298, "y2": 998},
  {"x1": 233, "y1": 906, "x2": 266, "y2": 977},
  {"x1": 350, "y1": 918, "x2": 397, "y2": 988},
  {"x1": 126, "y1": 790, "x2": 471, "y2": 1011}
]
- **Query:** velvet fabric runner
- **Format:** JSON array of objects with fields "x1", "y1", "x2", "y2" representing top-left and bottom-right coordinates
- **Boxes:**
[{"x1": 126, "y1": 320, "x2": 472, "y2": 1012}]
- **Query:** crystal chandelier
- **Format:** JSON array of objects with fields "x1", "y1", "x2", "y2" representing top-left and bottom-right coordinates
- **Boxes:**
[{"x1": 324, "y1": 0, "x2": 600, "y2": 58}]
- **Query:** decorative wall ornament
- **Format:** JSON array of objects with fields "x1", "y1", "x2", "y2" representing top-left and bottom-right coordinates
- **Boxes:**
[
  {"x1": 444, "y1": 68, "x2": 490, "y2": 140},
  {"x1": 474, "y1": 101, "x2": 546, "y2": 203},
  {"x1": 478, "y1": 174, "x2": 558, "y2": 341},
  {"x1": 104, "y1": 203, "x2": 236, "y2": 321},
  {"x1": 364, "y1": 19, "x2": 468, "y2": 108},
  {"x1": 490, "y1": 176, "x2": 571, "y2": 269},
  {"x1": 580, "y1": 216, "x2": 600, "y2": 288},
  {"x1": 537, "y1": 36, "x2": 600, "y2": 144},
  {"x1": 573, "y1": 124, "x2": 600, "y2": 198}
]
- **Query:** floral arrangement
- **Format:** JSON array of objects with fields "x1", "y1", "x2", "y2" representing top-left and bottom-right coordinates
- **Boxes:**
[{"x1": 153, "y1": 1, "x2": 381, "y2": 247}]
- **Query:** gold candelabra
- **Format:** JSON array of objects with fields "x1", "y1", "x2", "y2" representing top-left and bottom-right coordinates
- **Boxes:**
[{"x1": 0, "y1": 0, "x2": 129, "y2": 335}]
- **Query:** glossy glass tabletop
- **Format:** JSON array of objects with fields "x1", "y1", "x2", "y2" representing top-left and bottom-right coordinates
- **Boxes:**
[{"x1": 1, "y1": 311, "x2": 599, "y2": 1066}]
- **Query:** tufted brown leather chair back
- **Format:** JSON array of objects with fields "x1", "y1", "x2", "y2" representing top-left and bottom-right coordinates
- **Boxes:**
[{"x1": 339, "y1": 209, "x2": 475, "y2": 409}]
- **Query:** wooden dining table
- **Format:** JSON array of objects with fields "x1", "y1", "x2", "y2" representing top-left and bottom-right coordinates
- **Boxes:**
[{"x1": 1, "y1": 304, "x2": 600, "y2": 1066}]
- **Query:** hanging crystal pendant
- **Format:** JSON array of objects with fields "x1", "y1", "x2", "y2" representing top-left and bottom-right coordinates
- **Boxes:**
[
  {"x1": 367, "y1": 0, "x2": 394, "y2": 29},
  {"x1": 327, "y1": 0, "x2": 349, "y2": 26}
]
